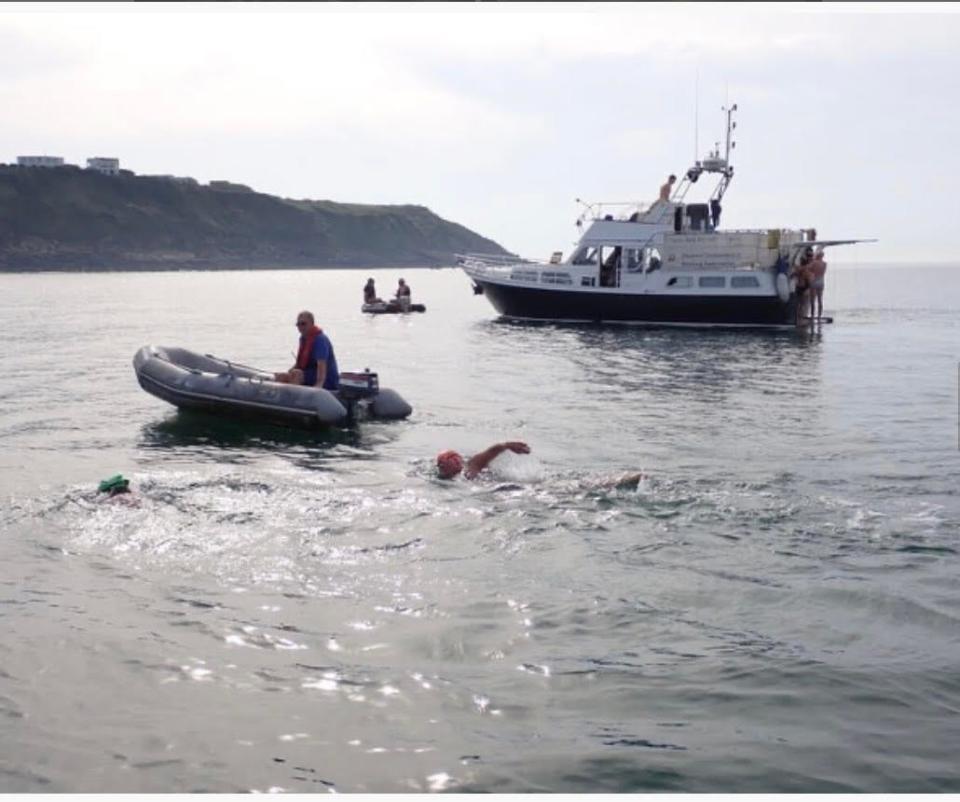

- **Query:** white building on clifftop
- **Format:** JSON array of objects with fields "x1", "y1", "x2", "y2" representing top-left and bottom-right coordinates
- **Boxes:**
[
  {"x1": 86, "y1": 157, "x2": 120, "y2": 176},
  {"x1": 17, "y1": 155, "x2": 65, "y2": 167}
]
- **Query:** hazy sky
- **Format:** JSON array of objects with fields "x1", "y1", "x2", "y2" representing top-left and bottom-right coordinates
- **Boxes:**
[{"x1": 2, "y1": 2, "x2": 958, "y2": 263}]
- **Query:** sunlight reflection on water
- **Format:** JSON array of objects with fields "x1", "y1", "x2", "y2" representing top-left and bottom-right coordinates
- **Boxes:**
[{"x1": 1, "y1": 268, "x2": 959, "y2": 792}]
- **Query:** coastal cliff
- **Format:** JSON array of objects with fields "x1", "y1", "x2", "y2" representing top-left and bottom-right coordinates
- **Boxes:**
[{"x1": 0, "y1": 165, "x2": 510, "y2": 271}]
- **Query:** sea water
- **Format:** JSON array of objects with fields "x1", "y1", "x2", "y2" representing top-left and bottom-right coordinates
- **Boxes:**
[{"x1": 0, "y1": 264, "x2": 958, "y2": 792}]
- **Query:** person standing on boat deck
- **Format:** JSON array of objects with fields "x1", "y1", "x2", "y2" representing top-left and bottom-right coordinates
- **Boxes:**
[
  {"x1": 792, "y1": 248, "x2": 814, "y2": 325},
  {"x1": 395, "y1": 278, "x2": 411, "y2": 312},
  {"x1": 274, "y1": 311, "x2": 340, "y2": 391},
  {"x1": 809, "y1": 248, "x2": 828, "y2": 321},
  {"x1": 659, "y1": 174, "x2": 676, "y2": 202}
]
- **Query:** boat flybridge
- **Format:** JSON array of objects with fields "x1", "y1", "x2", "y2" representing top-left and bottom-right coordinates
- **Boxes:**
[{"x1": 457, "y1": 105, "x2": 873, "y2": 327}]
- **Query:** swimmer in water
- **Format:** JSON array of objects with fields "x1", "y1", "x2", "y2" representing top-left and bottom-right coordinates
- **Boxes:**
[
  {"x1": 436, "y1": 443, "x2": 646, "y2": 488},
  {"x1": 95, "y1": 474, "x2": 139, "y2": 506},
  {"x1": 436, "y1": 441, "x2": 531, "y2": 480}
]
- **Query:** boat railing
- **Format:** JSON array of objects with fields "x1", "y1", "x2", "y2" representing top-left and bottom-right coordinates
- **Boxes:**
[
  {"x1": 577, "y1": 200, "x2": 652, "y2": 225},
  {"x1": 714, "y1": 227, "x2": 789, "y2": 235},
  {"x1": 456, "y1": 252, "x2": 537, "y2": 267}
]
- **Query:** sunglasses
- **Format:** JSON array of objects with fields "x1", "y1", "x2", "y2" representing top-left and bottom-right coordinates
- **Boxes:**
[{"x1": 295, "y1": 320, "x2": 307, "y2": 326}]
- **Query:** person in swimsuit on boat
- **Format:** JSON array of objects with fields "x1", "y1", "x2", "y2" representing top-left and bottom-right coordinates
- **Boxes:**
[
  {"x1": 659, "y1": 174, "x2": 676, "y2": 203},
  {"x1": 792, "y1": 247, "x2": 814, "y2": 325},
  {"x1": 808, "y1": 248, "x2": 827, "y2": 321}
]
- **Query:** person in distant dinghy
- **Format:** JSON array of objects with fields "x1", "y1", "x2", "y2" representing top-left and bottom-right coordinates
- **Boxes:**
[
  {"x1": 363, "y1": 278, "x2": 382, "y2": 305},
  {"x1": 274, "y1": 310, "x2": 340, "y2": 391},
  {"x1": 395, "y1": 278, "x2": 412, "y2": 312}
]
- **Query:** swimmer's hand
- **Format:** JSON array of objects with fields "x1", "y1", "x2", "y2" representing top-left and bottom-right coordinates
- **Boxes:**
[{"x1": 503, "y1": 441, "x2": 530, "y2": 455}]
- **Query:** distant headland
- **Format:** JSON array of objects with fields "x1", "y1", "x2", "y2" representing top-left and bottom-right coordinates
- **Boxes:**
[{"x1": 0, "y1": 159, "x2": 510, "y2": 272}]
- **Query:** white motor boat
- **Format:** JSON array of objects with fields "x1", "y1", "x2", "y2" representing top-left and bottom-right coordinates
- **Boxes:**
[{"x1": 458, "y1": 105, "x2": 873, "y2": 328}]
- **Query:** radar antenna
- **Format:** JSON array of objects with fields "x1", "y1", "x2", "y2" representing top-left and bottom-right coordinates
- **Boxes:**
[{"x1": 672, "y1": 103, "x2": 738, "y2": 222}]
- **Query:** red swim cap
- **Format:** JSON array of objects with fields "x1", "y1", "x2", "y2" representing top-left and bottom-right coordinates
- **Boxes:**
[{"x1": 436, "y1": 450, "x2": 464, "y2": 478}]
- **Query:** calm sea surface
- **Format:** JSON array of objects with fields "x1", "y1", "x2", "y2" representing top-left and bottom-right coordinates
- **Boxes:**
[{"x1": 1, "y1": 264, "x2": 959, "y2": 792}]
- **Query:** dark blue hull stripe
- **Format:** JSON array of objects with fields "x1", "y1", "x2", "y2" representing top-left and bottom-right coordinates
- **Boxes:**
[{"x1": 476, "y1": 281, "x2": 796, "y2": 326}]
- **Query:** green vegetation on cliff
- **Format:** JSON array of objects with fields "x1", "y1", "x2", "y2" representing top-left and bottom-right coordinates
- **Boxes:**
[{"x1": 0, "y1": 165, "x2": 510, "y2": 270}]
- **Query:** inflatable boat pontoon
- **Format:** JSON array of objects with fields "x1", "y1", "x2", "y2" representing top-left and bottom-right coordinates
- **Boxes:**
[
  {"x1": 133, "y1": 345, "x2": 412, "y2": 429},
  {"x1": 361, "y1": 301, "x2": 426, "y2": 314}
]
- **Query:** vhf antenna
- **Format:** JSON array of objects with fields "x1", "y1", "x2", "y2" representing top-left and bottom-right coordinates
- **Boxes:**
[
  {"x1": 722, "y1": 102, "x2": 738, "y2": 166},
  {"x1": 694, "y1": 67, "x2": 700, "y2": 162}
]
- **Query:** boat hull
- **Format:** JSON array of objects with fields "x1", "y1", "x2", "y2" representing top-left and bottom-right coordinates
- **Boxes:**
[
  {"x1": 134, "y1": 345, "x2": 412, "y2": 430},
  {"x1": 362, "y1": 302, "x2": 426, "y2": 314},
  {"x1": 473, "y1": 279, "x2": 797, "y2": 327}
]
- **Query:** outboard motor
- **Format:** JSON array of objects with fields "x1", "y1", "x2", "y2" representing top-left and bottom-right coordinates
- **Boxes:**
[
  {"x1": 337, "y1": 370, "x2": 413, "y2": 422},
  {"x1": 338, "y1": 370, "x2": 380, "y2": 423}
]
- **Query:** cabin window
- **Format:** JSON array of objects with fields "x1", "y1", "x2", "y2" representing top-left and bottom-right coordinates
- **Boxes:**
[
  {"x1": 599, "y1": 246, "x2": 621, "y2": 287},
  {"x1": 731, "y1": 275, "x2": 760, "y2": 288},
  {"x1": 599, "y1": 246, "x2": 621, "y2": 268},
  {"x1": 541, "y1": 271, "x2": 573, "y2": 285},
  {"x1": 698, "y1": 276, "x2": 726, "y2": 288},
  {"x1": 624, "y1": 248, "x2": 643, "y2": 272},
  {"x1": 644, "y1": 247, "x2": 663, "y2": 273},
  {"x1": 571, "y1": 245, "x2": 598, "y2": 265},
  {"x1": 510, "y1": 269, "x2": 539, "y2": 282},
  {"x1": 666, "y1": 276, "x2": 693, "y2": 288}
]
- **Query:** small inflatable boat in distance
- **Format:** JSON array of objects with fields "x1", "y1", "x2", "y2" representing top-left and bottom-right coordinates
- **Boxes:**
[
  {"x1": 133, "y1": 345, "x2": 412, "y2": 430},
  {"x1": 361, "y1": 301, "x2": 426, "y2": 314}
]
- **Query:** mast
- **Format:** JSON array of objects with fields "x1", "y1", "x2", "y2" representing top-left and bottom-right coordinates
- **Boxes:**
[
  {"x1": 711, "y1": 103, "x2": 736, "y2": 204},
  {"x1": 722, "y1": 103, "x2": 737, "y2": 169},
  {"x1": 694, "y1": 67, "x2": 700, "y2": 165}
]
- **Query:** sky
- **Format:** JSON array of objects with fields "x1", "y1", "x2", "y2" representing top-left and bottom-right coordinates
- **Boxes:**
[{"x1": 1, "y1": 2, "x2": 959, "y2": 263}]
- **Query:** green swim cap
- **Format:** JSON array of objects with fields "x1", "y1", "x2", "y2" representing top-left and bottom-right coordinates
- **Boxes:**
[{"x1": 98, "y1": 474, "x2": 130, "y2": 493}]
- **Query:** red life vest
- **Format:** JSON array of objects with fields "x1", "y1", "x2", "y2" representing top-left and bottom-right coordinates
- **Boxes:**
[{"x1": 295, "y1": 325, "x2": 322, "y2": 370}]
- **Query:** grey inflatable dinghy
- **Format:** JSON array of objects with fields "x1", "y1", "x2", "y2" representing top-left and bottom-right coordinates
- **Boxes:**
[
  {"x1": 361, "y1": 301, "x2": 426, "y2": 314},
  {"x1": 133, "y1": 345, "x2": 412, "y2": 429}
]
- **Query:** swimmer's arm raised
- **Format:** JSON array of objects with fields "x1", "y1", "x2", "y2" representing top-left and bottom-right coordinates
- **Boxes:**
[{"x1": 464, "y1": 441, "x2": 530, "y2": 479}]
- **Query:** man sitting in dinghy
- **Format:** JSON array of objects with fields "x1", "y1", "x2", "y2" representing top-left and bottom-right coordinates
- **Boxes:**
[
  {"x1": 395, "y1": 278, "x2": 412, "y2": 312},
  {"x1": 363, "y1": 278, "x2": 382, "y2": 305},
  {"x1": 274, "y1": 310, "x2": 340, "y2": 391}
]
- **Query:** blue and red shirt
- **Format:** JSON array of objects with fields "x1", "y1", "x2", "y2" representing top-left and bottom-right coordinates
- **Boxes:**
[{"x1": 296, "y1": 327, "x2": 340, "y2": 390}]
